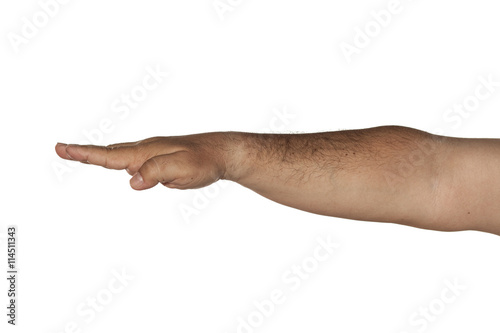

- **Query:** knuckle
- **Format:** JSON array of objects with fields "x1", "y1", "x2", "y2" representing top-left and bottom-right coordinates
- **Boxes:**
[{"x1": 137, "y1": 136, "x2": 163, "y2": 145}]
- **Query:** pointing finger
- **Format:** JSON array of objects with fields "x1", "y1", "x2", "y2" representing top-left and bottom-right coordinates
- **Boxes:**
[{"x1": 56, "y1": 143, "x2": 135, "y2": 170}]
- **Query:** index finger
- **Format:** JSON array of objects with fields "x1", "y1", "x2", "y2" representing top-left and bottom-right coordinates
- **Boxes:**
[{"x1": 55, "y1": 143, "x2": 135, "y2": 170}]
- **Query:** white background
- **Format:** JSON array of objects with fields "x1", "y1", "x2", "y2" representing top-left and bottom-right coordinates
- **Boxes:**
[{"x1": 1, "y1": 0, "x2": 499, "y2": 332}]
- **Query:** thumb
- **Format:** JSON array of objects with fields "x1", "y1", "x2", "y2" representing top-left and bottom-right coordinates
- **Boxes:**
[{"x1": 130, "y1": 153, "x2": 182, "y2": 190}]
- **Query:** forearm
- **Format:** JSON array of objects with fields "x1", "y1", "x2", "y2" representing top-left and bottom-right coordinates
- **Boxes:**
[{"x1": 222, "y1": 126, "x2": 452, "y2": 231}]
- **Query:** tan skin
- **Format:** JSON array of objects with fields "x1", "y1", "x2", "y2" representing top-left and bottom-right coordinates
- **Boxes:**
[{"x1": 55, "y1": 126, "x2": 500, "y2": 236}]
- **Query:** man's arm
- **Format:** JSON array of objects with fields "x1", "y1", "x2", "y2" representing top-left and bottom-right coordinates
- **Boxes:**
[{"x1": 55, "y1": 125, "x2": 500, "y2": 236}]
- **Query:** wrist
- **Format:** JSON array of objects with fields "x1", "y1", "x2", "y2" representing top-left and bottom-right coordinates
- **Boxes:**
[{"x1": 218, "y1": 131, "x2": 250, "y2": 183}]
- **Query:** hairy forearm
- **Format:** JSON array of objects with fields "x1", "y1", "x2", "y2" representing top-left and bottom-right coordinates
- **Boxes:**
[{"x1": 221, "y1": 126, "x2": 453, "y2": 231}]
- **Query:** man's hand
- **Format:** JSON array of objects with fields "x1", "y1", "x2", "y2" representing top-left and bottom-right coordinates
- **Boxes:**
[
  {"x1": 55, "y1": 133, "x2": 235, "y2": 190},
  {"x1": 56, "y1": 126, "x2": 500, "y2": 236}
]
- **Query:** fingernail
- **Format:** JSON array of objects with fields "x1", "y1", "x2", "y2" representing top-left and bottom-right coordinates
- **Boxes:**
[{"x1": 130, "y1": 172, "x2": 144, "y2": 188}]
